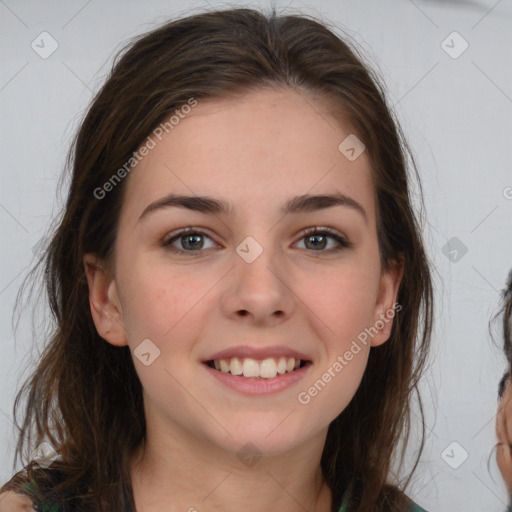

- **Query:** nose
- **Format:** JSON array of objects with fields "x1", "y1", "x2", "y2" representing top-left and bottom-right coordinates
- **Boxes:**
[{"x1": 220, "y1": 237, "x2": 296, "y2": 326}]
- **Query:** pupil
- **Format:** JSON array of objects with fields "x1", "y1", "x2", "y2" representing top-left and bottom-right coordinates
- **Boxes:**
[
  {"x1": 308, "y1": 234, "x2": 325, "y2": 250},
  {"x1": 184, "y1": 234, "x2": 202, "y2": 249}
]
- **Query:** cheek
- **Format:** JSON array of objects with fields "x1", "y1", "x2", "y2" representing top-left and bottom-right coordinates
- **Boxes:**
[
  {"x1": 307, "y1": 270, "x2": 379, "y2": 341},
  {"x1": 497, "y1": 444, "x2": 512, "y2": 492},
  {"x1": 119, "y1": 265, "x2": 203, "y2": 343},
  {"x1": 120, "y1": 270, "x2": 207, "y2": 409},
  {"x1": 295, "y1": 273, "x2": 376, "y2": 422},
  {"x1": 496, "y1": 410, "x2": 512, "y2": 491},
  {"x1": 297, "y1": 338, "x2": 370, "y2": 428}
]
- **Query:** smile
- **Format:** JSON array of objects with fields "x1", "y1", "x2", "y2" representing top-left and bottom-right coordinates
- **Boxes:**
[
  {"x1": 205, "y1": 356, "x2": 309, "y2": 379},
  {"x1": 202, "y1": 356, "x2": 312, "y2": 396}
]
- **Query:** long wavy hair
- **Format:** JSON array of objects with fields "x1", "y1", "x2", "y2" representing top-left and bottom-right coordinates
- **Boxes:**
[{"x1": 1, "y1": 6, "x2": 434, "y2": 512}]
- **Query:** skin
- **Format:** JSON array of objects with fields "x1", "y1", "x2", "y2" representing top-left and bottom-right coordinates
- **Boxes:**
[
  {"x1": 0, "y1": 491, "x2": 35, "y2": 512},
  {"x1": 497, "y1": 378, "x2": 512, "y2": 494},
  {"x1": 84, "y1": 88, "x2": 403, "y2": 512}
]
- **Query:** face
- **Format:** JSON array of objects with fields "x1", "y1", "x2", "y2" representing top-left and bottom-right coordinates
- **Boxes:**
[{"x1": 84, "y1": 88, "x2": 402, "y2": 457}]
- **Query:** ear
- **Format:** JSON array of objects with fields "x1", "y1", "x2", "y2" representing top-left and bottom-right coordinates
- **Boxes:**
[
  {"x1": 83, "y1": 253, "x2": 127, "y2": 347},
  {"x1": 370, "y1": 255, "x2": 404, "y2": 347}
]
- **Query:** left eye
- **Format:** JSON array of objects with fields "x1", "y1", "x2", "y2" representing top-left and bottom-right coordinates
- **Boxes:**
[
  {"x1": 162, "y1": 228, "x2": 217, "y2": 254},
  {"x1": 162, "y1": 227, "x2": 351, "y2": 255},
  {"x1": 295, "y1": 228, "x2": 351, "y2": 252}
]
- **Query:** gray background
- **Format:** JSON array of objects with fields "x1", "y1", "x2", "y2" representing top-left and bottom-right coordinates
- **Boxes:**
[{"x1": 1, "y1": 1, "x2": 511, "y2": 511}]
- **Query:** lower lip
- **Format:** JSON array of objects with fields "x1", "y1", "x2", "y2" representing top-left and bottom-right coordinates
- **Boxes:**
[{"x1": 202, "y1": 362, "x2": 312, "y2": 395}]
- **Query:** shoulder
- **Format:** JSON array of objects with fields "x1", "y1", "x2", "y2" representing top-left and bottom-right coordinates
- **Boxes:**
[
  {"x1": 0, "y1": 469, "x2": 38, "y2": 511},
  {"x1": 1, "y1": 465, "x2": 106, "y2": 512},
  {"x1": 1, "y1": 466, "x2": 64, "y2": 512},
  {"x1": 0, "y1": 490, "x2": 36, "y2": 511},
  {"x1": 411, "y1": 502, "x2": 429, "y2": 512}
]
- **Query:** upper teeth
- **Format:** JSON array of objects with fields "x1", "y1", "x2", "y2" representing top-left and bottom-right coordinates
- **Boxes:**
[{"x1": 212, "y1": 357, "x2": 301, "y2": 379}]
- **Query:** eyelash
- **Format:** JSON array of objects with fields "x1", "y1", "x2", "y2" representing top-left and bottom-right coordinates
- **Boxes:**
[{"x1": 161, "y1": 226, "x2": 352, "y2": 256}]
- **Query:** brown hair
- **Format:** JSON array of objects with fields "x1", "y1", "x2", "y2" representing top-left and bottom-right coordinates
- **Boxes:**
[{"x1": 2, "y1": 6, "x2": 433, "y2": 512}]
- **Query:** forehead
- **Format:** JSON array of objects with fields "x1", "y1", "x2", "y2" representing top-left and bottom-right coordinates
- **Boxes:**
[{"x1": 121, "y1": 88, "x2": 376, "y2": 225}]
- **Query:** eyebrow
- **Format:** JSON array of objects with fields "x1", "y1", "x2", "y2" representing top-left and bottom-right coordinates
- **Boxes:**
[{"x1": 137, "y1": 192, "x2": 367, "y2": 224}]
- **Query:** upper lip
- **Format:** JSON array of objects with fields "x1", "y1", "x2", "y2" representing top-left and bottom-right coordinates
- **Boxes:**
[{"x1": 202, "y1": 345, "x2": 312, "y2": 363}]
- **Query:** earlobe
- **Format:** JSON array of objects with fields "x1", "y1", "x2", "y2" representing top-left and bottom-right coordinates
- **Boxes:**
[
  {"x1": 370, "y1": 257, "x2": 404, "y2": 347},
  {"x1": 83, "y1": 253, "x2": 127, "y2": 347}
]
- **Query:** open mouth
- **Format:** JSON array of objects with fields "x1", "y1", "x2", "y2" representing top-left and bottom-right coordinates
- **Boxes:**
[{"x1": 204, "y1": 357, "x2": 311, "y2": 379}]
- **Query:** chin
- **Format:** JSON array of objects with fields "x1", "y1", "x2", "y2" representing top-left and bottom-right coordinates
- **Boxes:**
[{"x1": 213, "y1": 417, "x2": 316, "y2": 457}]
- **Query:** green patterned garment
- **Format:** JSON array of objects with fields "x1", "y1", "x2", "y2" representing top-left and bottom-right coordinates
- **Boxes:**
[
  {"x1": 11, "y1": 476, "x2": 429, "y2": 511},
  {"x1": 338, "y1": 503, "x2": 427, "y2": 512},
  {"x1": 19, "y1": 478, "x2": 60, "y2": 512}
]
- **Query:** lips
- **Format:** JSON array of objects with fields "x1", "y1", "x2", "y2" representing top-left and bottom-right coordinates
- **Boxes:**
[
  {"x1": 201, "y1": 344, "x2": 312, "y2": 381},
  {"x1": 202, "y1": 351, "x2": 312, "y2": 395}
]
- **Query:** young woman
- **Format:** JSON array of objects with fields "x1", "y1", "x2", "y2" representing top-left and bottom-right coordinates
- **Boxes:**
[{"x1": 0, "y1": 7, "x2": 433, "y2": 512}]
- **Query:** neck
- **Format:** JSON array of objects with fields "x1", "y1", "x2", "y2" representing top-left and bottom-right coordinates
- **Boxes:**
[{"x1": 129, "y1": 417, "x2": 333, "y2": 512}]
